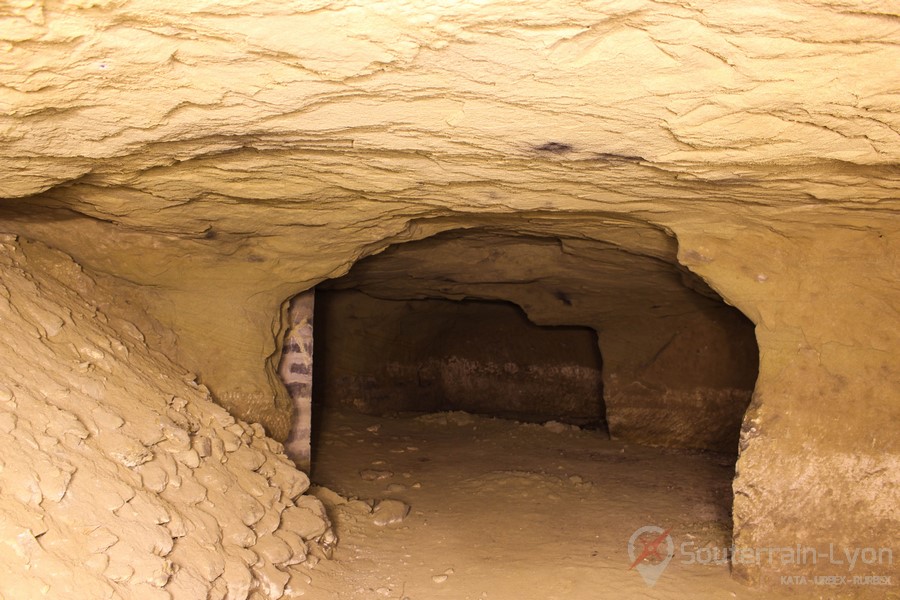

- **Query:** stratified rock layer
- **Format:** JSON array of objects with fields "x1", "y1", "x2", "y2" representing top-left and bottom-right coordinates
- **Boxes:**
[{"x1": 0, "y1": 236, "x2": 333, "y2": 599}]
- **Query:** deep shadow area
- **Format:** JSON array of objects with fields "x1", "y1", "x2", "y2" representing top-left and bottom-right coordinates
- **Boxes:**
[
  {"x1": 312, "y1": 291, "x2": 606, "y2": 428},
  {"x1": 310, "y1": 228, "x2": 758, "y2": 454}
]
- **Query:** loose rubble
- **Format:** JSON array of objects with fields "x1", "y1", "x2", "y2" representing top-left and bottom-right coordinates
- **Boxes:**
[{"x1": 0, "y1": 237, "x2": 334, "y2": 599}]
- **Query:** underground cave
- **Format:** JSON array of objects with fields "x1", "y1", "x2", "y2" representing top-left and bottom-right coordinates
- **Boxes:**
[
  {"x1": 309, "y1": 229, "x2": 760, "y2": 450},
  {"x1": 0, "y1": 2, "x2": 898, "y2": 600},
  {"x1": 251, "y1": 224, "x2": 767, "y2": 599}
]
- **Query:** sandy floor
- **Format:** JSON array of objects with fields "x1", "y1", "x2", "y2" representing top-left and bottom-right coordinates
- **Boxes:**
[{"x1": 303, "y1": 409, "x2": 797, "y2": 600}]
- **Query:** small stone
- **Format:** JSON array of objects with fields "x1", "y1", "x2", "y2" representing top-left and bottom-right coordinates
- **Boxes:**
[
  {"x1": 270, "y1": 465, "x2": 310, "y2": 500},
  {"x1": 221, "y1": 557, "x2": 253, "y2": 599},
  {"x1": 192, "y1": 435, "x2": 212, "y2": 457},
  {"x1": 219, "y1": 428, "x2": 242, "y2": 452},
  {"x1": 166, "y1": 510, "x2": 187, "y2": 538},
  {"x1": 195, "y1": 465, "x2": 229, "y2": 494},
  {"x1": 359, "y1": 469, "x2": 393, "y2": 481},
  {"x1": 346, "y1": 499, "x2": 373, "y2": 514},
  {"x1": 544, "y1": 420, "x2": 577, "y2": 433},
  {"x1": 281, "y1": 500, "x2": 329, "y2": 540},
  {"x1": 87, "y1": 527, "x2": 119, "y2": 553},
  {"x1": 104, "y1": 559, "x2": 134, "y2": 582},
  {"x1": 38, "y1": 466, "x2": 72, "y2": 502},
  {"x1": 310, "y1": 485, "x2": 346, "y2": 507},
  {"x1": 84, "y1": 553, "x2": 109, "y2": 573},
  {"x1": 223, "y1": 521, "x2": 257, "y2": 548},
  {"x1": 255, "y1": 533, "x2": 293, "y2": 565},
  {"x1": 170, "y1": 475, "x2": 207, "y2": 505},
  {"x1": 228, "y1": 445, "x2": 266, "y2": 472},
  {"x1": 162, "y1": 426, "x2": 191, "y2": 450},
  {"x1": 210, "y1": 436, "x2": 227, "y2": 462},
  {"x1": 275, "y1": 530, "x2": 309, "y2": 565},
  {"x1": 102, "y1": 433, "x2": 153, "y2": 468},
  {"x1": 253, "y1": 562, "x2": 290, "y2": 599},
  {"x1": 252, "y1": 504, "x2": 282, "y2": 536},
  {"x1": 372, "y1": 499, "x2": 410, "y2": 527},
  {"x1": 236, "y1": 493, "x2": 265, "y2": 527},
  {"x1": 285, "y1": 572, "x2": 313, "y2": 598},
  {"x1": 432, "y1": 574, "x2": 448, "y2": 584},
  {"x1": 176, "y1": 449, "x2": 201, "y2": 469}
]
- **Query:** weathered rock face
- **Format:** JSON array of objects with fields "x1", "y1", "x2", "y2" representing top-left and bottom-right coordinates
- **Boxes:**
[
  {"x1": 314, "y1": 290, "x2": 606, "y2": 425},
  {"x1": 0, "y1": 0, "x2": 898, "y2": 590},
  {"x1": 0, "y1": 237, "x2": 333, "y2": 599}
]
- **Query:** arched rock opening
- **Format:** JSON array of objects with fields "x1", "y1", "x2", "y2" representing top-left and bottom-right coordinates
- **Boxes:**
[
  {"x1": 283, "y1": 227, "x2": 759, "y2": 457},
  {"x1": 272, "y1": 226, "x2": 764, "y2": 598}
]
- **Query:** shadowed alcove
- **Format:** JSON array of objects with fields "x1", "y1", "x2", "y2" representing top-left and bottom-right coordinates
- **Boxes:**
[
  {"x1": 304, "y1": 227, "x2": 759, "y2": 454},
  {"x1": 313, "y1": 294, "x2": 607, "y2": 427}
]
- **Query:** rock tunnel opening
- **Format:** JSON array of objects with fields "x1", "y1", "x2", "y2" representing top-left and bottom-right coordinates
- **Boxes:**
[
  {"x1": 275, "y1": 226, "x2": 762, "y2": 594},
  {"x1": 278, "y1": 226, "x2": 760, "y2": 456}
]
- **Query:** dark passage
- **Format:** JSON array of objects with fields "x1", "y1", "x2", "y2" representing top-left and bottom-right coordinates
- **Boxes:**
[
  {"x1": 300, "y1": 229, "x2": 762, "y2": 599},
  {"x1": 313, "y1": 291, "x2": 606, "y2": 427},
  {"x1": 307, "y1": 227, "x2": 759, "y2": 457}
]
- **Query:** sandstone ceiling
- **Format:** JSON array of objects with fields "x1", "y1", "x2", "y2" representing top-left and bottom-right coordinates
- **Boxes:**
[
  {"x1": 3, "y1": 1, "x2": 898, "y2": 205},
  {"x1": 322, "y1": 226, "x2": 720, "y2": 323},
  {"x1": 1, "y1": 2, "x2": 898, "y2": 588}
]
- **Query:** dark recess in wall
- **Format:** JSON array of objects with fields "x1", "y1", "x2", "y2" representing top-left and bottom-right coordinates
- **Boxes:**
[{"x1": 312, "y1": 290, "x2": 606, "y2": 428}]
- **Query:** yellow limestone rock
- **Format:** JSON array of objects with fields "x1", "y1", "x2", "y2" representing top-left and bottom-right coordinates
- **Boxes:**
[{"x1": 0, "y1": 237, "x2": 333, "y2": 599}]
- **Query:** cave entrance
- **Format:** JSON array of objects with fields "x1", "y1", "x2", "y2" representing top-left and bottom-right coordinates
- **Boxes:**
[
  {"x1": 279, "y1": 226, "x2": 760, "y2": 597},
  {"x1": 296, "y1": 226, "x2": 759, "y2": 455}
]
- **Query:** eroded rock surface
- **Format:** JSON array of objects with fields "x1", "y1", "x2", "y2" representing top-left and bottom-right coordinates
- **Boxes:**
[
  {"x1": 0, "y1": 236, "x2": 333, "y2": 599},
  {"x1": 0, "y1": 0, "x2": 897, "y2": 590}
]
